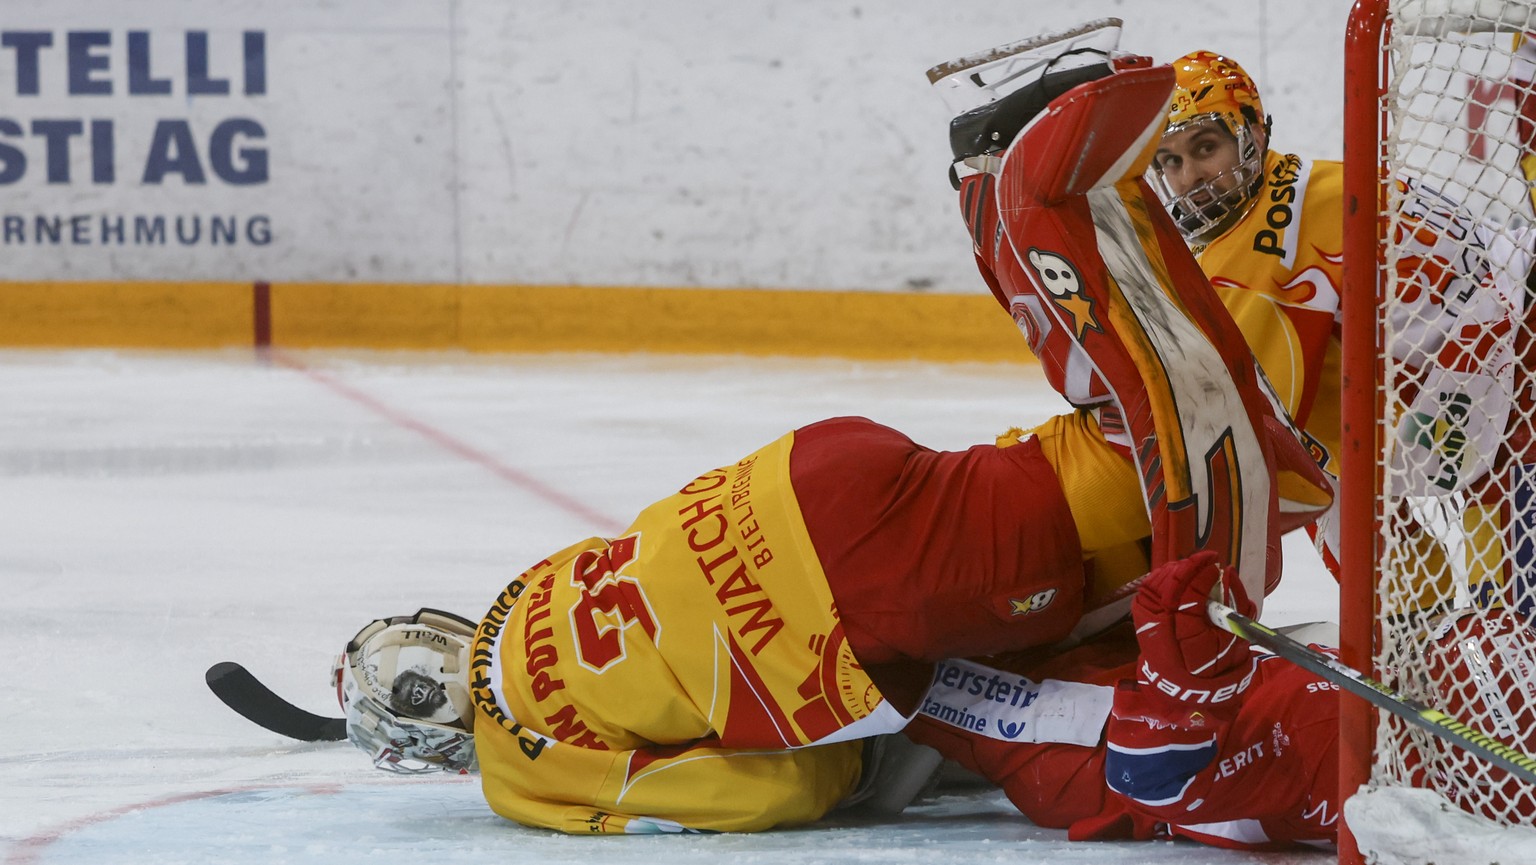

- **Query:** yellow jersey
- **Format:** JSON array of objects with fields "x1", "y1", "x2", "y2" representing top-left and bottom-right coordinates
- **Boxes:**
[
  {"x1": 1196, "y1": 150, "x2": 1344, "y2": 479},
  {"x1": 469, "y1": 430, "x2": 895, "y2": 833}
]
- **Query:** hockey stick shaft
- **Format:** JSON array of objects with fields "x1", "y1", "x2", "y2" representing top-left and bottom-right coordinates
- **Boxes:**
[
  {"x1": 1207, "y1": 601, "x2": 1536, "y2": 786},
  {"x1": 206, "y1": 661, "x2": 347, "y2": 742}
]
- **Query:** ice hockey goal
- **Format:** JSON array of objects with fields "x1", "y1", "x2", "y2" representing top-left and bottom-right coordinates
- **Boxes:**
[{"x1": 1342, "y1": 1, "x2": 1536, "y2": 862}]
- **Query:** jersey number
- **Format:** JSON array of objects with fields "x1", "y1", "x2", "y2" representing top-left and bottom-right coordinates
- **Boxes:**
[{"x1": 569, "y1": 534, "x2": 659, "y2": 672}]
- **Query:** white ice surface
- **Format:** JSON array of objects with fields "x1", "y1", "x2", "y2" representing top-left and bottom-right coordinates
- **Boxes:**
[{"x1": 0, "y1": 349, "x2": 1337, "y2": 865}]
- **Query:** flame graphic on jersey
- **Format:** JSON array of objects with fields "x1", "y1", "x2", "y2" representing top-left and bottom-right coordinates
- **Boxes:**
[{"x1": 1209, "y1": 262, "x2": 1341, "y2": 310}]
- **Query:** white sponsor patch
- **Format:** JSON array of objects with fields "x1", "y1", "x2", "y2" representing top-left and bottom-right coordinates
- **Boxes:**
[{"x1": 918, "y1": 658, "x2": 1113, "y2": 746}]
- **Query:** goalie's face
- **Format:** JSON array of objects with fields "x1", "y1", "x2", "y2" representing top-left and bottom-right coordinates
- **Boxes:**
[
  {"x1": 1153, "y1": 121, "x2": 1243, "y2": 200},
  {"x1": 1148, "y1": 116, "x2": 1266, "y2": 247}
]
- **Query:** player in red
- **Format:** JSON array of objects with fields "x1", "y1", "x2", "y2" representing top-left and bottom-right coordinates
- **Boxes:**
[
  {"x1": 908, "y1": 549, "x2": 1536, "y2": 850},
  {"x1": 327, "y1": 418, "x2": 1529, "y2": 845},
  {"x1": 907, "y1": 550, "x2": 1340, "y2": 849}
]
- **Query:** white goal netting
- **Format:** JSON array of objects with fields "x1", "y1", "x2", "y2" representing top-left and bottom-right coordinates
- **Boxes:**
[{"x1": 1356, "y1": 0, "x2": 1536, "y2": 853}]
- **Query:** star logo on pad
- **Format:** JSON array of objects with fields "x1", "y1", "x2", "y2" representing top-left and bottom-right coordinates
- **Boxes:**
[{"x1": 1025, "y1": 247, "x2": 1100, "y2": 340}]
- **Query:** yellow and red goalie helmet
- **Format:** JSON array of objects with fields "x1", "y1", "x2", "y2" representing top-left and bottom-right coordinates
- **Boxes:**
[
  {"x1": 1149, "y1": 50, "x2": 1270, "y2": 246},
  {"x1": 1167, "y1": 50, "x2": 1266, "y2": 140}
]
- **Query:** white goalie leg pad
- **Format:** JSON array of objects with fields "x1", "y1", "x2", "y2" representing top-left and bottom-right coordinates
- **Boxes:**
[{"x1": 1083, "y1": 184, "x2": 1275, "y2": 606}]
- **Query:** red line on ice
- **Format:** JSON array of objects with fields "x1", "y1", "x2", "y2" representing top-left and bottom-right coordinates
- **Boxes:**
[
  {"x1": 5, "y1": 784, "x2": 344, "y2": 865},
  {"x1": 270, "y1": 350, "x2": 625, "y2": 535}
]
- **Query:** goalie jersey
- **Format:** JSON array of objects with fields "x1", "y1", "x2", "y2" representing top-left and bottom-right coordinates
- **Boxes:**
[
  {"x1": 1189, "y1": 148, "x2": 1530, "y2": 500},
  {"x1": 1203, "y1": 150, "x2": 1529, "y2": 574},
  {"x1": 1194, "y1": 150, "x2": 1343, "y2": 480}
]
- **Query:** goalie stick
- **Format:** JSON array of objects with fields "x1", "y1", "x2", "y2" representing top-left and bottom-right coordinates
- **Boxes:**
[
  {"x1": 1207, "y1": 601, "x2": 1536, "y2": 786},
  {"x1": 205, "y1": 661, "x2": 347, "y2": 742}
]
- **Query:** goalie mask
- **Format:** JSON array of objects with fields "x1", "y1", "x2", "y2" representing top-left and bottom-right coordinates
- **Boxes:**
[
  {"x1": 1417, "y1": 608, "x2": 1536, "y2": 821},
  {"x1": 1147, "y1": 51, "x2": 1270, "y2": 247},
  {"x1": 333, "y1": 607, "x2": 479, "y2": 774}
]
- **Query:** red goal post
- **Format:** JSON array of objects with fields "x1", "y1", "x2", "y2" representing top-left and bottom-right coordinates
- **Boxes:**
[{"x1": 1342, "y1": 1, "x2": 1536, "y2": 863}]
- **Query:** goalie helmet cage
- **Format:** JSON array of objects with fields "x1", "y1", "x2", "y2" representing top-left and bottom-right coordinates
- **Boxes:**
[{"x1": 1342, "y1": 1, "x2": 1536, "y2": 863}]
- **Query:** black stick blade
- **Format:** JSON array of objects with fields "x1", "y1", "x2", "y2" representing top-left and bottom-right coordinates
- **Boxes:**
[{"x1": 206, "y1": 661, "x2": 347, "y2": 742}]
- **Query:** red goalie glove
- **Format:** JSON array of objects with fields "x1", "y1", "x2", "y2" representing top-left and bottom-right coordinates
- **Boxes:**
[{"x1": 1132, "y1": 550, "x2": 1257, "y2": 705}]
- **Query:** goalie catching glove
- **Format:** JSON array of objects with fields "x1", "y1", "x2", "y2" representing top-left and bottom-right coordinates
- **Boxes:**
[{"x1": 1132, "y1": 550, "x2": 1257, "y2": 705}]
